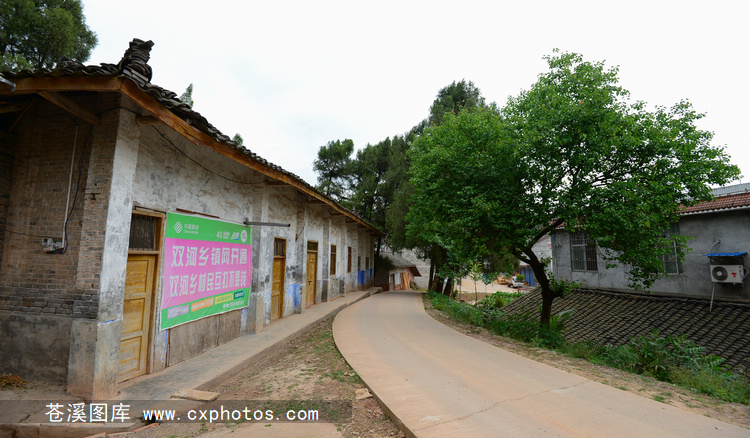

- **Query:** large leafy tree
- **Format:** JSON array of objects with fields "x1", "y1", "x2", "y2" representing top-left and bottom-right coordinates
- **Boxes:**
[
  {"x1": 409, "y1": 51, "x2": 740, "y2": 325},
  {"x1": 313, "y1": 139, "x2": 355, "y2": 203},
  {"x1": 0, "y1": 0, "x2": 98, "y2": 70}
]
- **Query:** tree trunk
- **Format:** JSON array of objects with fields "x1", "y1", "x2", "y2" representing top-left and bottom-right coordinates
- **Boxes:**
[
  {"x1": 444, "y1": 276, "x2": 454, "y2": 297},
  {"x1": 428, "y1": 261, "x2": 435, "y2": 291},
  {"x1": 434, "y1": 276, "x2": 445, "y2": 294},
  {"x1": 521, "y1": 247, "x2": 560, "y2": 328}
]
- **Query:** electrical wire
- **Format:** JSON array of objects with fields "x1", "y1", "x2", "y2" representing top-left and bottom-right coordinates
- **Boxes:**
[{"x1": 152, "y1": 126, "x2": 261, "y2": 186}]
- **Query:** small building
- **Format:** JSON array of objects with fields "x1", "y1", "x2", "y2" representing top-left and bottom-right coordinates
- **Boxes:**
[
  {"x1": 0, "y1": 39, "x2": 383, "y2": 399},
  {"x1": 375, "y1": 252, "x2": 421, "y2": 291},
  {"x1": 550, "y1": 184, "x2": 750, "y2": 300}
]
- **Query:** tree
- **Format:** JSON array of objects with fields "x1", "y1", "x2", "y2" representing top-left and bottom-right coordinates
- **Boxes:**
[
  {"x1": 409, "y1": 51, "x2": 740, "y2": 326},
  {"x1": 313, "y1": 139, "x2": 355, "y2": 203},
  {"x1": 408, "y1": 107, "x2": 515, "y2": 296},
  {"x1": 428, "y1": 79, "x2": 489, "y2": 126},
  {"x1": 179, "y1": 83, "x2": 194, "y2": 107},
  {"x1": 0, "y1": 0, "x2": 97, "y2": 70}
]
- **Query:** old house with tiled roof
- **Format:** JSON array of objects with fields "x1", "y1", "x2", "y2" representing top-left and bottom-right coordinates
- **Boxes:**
[
  {"x1": 0, "y1": 39, "x2": 383, "y2": 399},
  {"x1": 375, "y1": 251, "x2": 421, "y2": 291},
  {"x1": 551, "y1": 183, "x2": 750, "y2": 300}
]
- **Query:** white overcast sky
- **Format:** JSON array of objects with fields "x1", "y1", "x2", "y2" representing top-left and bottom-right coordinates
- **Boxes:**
[{"x1": 82, "y1": 0, "x2": 749, "y2": 186}]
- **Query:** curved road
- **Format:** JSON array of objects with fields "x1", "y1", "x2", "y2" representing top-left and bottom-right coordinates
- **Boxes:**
[{"x1": 333, "y1": 291, "x2": 748, "y2": 437}]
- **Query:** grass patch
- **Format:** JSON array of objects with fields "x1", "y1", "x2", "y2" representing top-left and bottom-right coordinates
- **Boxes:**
[{"x1": 426, "y1": 291, "x2": 750, "y2": 406}]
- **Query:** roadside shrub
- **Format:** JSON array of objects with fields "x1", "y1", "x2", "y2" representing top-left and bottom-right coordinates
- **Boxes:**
[
  {"x1": 670, "y1": 368, "x2": 750, "y2": 404},
  {"x1": 565, "y1": 339, "x2": 605, "y2": 360},
  {"x1": 477, "y1": 291, "x2": 521, "y2": 309}
]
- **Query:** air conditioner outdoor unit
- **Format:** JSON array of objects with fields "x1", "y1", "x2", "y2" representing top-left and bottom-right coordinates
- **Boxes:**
[{"x1": 710, "y1": 265, "x2": 745, "y2": 283}]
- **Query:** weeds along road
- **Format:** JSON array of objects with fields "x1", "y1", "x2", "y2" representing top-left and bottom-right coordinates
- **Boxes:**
[{"x1": 333, "y1": 291, "x2": 749, "y2": 438}]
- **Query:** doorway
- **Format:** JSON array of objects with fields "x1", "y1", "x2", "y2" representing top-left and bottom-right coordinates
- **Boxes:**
[
  {"x1": 306, "y1": 241, "x2": 318, "y2": 306},
  {"x1": 119, "y1": 212, "x2": 162, "y2": 383},
  {"x1": 272, "y1": 238, "x2": 286, "y2": 320}
]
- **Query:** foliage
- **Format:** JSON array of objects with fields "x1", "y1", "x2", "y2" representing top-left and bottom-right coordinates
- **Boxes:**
[
  {"x1": 548, "y1": 276, "x2": 581, "y2": 298},
  {"x1": 179, "y1": 83, "x2": 194, "y2": 107},
  {"x1": 374, "y1": 252, "x2": 394, "y2": 273},
  {"x1": 428, "y1": 79, "x2": 492, "y2": 126},
  {"x1": 429, "y1": 291, "x2": 750, "y2": 405},
  {"x1": 313, "y1": 139, "x2": 355, "y2": 202},
  {"x1": 232, "y1": 133, "x2": 244, "y2": 145},
  {"x1": 410, "y1": 50, "x2": 740, "y2": 327},
  {"x1": 0, "y1": 0, "x2": 97, "y2": 70}
]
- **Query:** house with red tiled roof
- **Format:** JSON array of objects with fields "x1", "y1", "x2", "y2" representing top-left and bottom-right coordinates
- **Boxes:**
[{"x1": 550, "y1": 183, "x2": 750, "y2": 300}]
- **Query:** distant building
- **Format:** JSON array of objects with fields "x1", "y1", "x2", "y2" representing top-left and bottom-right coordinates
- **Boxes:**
[
  {"x1": 376, "y1": 252, "x2": 422, "y2": 291},
  {"x1": 551, "y1": 184, "x2": 750, "y2": 300}
]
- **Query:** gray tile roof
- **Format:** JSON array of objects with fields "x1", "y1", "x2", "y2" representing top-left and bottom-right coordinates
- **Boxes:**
[
  {"x1": 0, "y1": 39, "x2": 384, "y2": 236},
  {"x1": 503, "y1": 289, "x2": 750, "y2": 372}
]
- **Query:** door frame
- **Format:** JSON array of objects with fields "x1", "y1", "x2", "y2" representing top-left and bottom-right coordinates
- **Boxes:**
[
  {"x1": 306, "y1": 241, "x2": 318, "y2": 306},
  {"x1": 272, "y1": 237, "x2": 287, "y2": 321},
  {"x1": 123, "y1": 210, "x2": 164, "y2": 378}
]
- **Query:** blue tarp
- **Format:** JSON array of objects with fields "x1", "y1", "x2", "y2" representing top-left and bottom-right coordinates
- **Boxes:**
[{"x1": 704, "y1": 252, "x2": 748, "y2": 257}]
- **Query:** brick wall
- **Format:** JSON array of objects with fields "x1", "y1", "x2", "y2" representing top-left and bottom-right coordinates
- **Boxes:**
[{"x1": 0, "y1": 95, "x2": 120, "y2": 319}]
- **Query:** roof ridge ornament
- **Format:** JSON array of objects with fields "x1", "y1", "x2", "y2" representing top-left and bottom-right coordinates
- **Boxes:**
[{"x1": 119, "y1": 38, "x2": 154, "y2": 84}]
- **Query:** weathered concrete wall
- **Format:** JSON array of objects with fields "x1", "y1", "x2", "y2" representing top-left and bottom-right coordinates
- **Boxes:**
[
  {"x1": 132, "y1": 124, "x2": 261, "y2": 367},
  {"x1": 0, "y1": 313, "x2": 72, "y2": 383},
  {"x1": 328, "y1": 215, "x2": 346, "y2": 298},
  {"x1": 552, "y1": 210, "x2": 750, "y2": 299}
]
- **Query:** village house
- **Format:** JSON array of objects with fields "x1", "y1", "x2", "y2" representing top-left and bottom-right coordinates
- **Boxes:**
[
  {"x1": 0, "y1": 39, "x2": 383, "y2": 400},
  {"x1": 374, "y1": 251, "x2": 421, "y2": 291},
  {"x1": 550, "y1": 183, "x2": 750, "y2": 300}
]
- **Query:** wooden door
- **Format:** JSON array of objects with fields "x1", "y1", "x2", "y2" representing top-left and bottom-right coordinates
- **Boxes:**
[
  {"x1": 272, "y1": 238, "x2": 286, "y2": 321},
  {"x1": 401, "y1": 272, "x2": 410, "y2": 290},
  {"x1": 306, "y1": 250, "x2": 317, "y2": 306},
  {"x1": 119, "y1": 254, "x2": 156, "y2": 383}
]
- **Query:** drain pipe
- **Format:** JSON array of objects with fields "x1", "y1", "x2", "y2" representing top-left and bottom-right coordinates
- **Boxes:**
[{"x1": 63, "y1": 125, "x2": 79, "y2": 251}]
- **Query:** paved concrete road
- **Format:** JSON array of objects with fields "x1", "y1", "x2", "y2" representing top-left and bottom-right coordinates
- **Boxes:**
[{"x1": 333, "y1": 291, "x2": 749, "y2": 437}]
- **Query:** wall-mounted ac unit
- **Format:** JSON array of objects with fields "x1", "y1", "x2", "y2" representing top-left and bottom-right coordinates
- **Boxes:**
[{"x1": 710, "y1": 265, "x2": 745, "y2": 283}]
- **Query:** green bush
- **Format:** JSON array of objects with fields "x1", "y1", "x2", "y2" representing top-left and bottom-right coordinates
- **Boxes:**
[
  {"x1": 477, "y1": 291, "x2": 521, "y2": 309},
  {"x1": 670, "y1": 368, "x2": 750, "y2": 404}
]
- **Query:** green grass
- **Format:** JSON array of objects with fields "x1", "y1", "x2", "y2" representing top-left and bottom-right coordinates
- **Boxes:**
[{"x1": 426, "y1": 291, "x2": 750, "y2": 406}]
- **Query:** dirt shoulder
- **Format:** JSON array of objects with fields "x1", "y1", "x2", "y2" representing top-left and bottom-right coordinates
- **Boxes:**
[
  {"x1": 427, "y1": 293, "x2": 750, "y2": 430},
  {"x1": 127, "y1": 316, "x2": 404, "y2": 438}
]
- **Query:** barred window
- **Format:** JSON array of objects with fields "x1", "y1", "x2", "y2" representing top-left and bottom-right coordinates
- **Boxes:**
[
  {"x1": 571, "y1": 231, "x2": 598, "y2": 271},
  {"x1": 129, "y1": 213, "x2": 158, "y2": 251},
  {"x1": 662, "y1": 223, "x2": 684, "y2": 275},
  {"x1": 274, "y1": 238, "x2": 286, "y2": 257}
]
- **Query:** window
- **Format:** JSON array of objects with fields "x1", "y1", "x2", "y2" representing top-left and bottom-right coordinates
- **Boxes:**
[
  {"x1": 662, "y1": 223, "x2": 684, "y2": 275},
  {"x1": 129, "y1": 213, "x2": 159, "y2": 251},
  {"x1": 330, "y1": 245, "x2": 337, "y2": 275},
  {"x1": 307, "y1": 241, "x2": 318, "y2": 252},
  {"x1": 347, "y1": 247, "x2": 352, "y2": 273},
  {"x1": 274, "y1": 238, "x2": 286, "y2": 257},
  {"x1": 571, "y1": 231, "x2": 598, "y2": 271}
]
